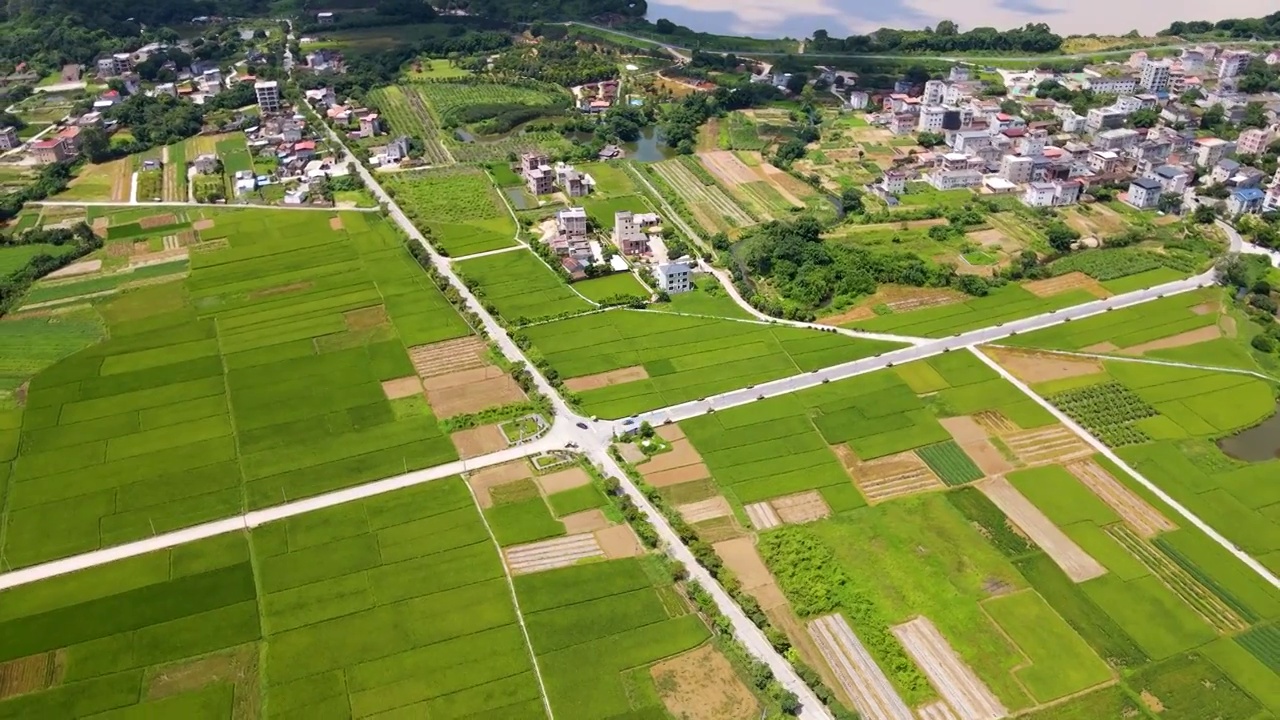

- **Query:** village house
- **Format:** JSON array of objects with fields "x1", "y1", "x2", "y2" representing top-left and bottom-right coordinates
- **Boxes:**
[
  {"x1": 194, "y1": 154, "x2": 220, "y2": 174},
  {"x1": 30, "y1": 138, "x2": 67, "y2": 164},
  {"x1": 655, "y1": 260, "x2": 693, "y2": 294},
  {"x1": 521, "y1": 153, "x2": 555, "y2": 195},
  {"x1": 0, "y1": 126, "x2": 19, "y2": 150},
  {"x1": 359, "y1": 113, "x2": 383, "y2": 138},
  {"x1": 1126, "y1": 177, "x2": 1163, "y2": 209}
]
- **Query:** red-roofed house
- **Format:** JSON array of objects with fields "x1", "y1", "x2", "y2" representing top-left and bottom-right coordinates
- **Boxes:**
[
  {"x1": 294, "y1": 141, "x2": 316, "y2": 159},
  {"x1": 31, "y1": 138, "x2": 66, "y2": 164},
  {"x1": 57, "y1": 126, "x2": 82, "y2": 155}
]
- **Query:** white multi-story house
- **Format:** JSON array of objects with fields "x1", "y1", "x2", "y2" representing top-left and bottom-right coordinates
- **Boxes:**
[
  {"x1": 655, "y1": 261, "x2": 692, "y2": 294},
  {"x1": 1218, "y1": 50, "x2": 1253, "y2": 81},
  {"x1": 1237, "y1": 127, "x2": 1273, "y2": 157},
  {"x1": 0, "y1": 126, "x2": 19, "y2": 150},
  {"x1": 254, "y1": 80, "x2": 281, "y2": 113},
  {"x1": 1022, "y1": 180, "x2": 1081, "y2": 208},
  {"x1": 1126, "y1": 177, "x2": 1163, "y2": 209},
  {"x1": 880, "y1": 171, "x2": 907, "y2": 195},
  {"x1": 1139, "y1": 59, "x2": 1172, "y2": 93},
  {"x1": 923, "y1": 79, "x2": 946, "y2": 105},
  {"x1": 1194, "y1": 137, "x2": 1236, "y2": 168},
  {"x1": 1000, "y1": 155, "x2": 1034, "y2": 184},
  {"x1": 1180, "y1": 49, "x2": 1206, "y2": 74},
  {"x1": 1085, "y1": 75, "x2": 1138, "y2": 95},
  {"x1": 1086, "y1": 107, "x2": 1128, "y2": 133},
  {"x1": 1143, "y1": 164, "x2": 1189, "y2": 194},
  {"x1": 917, "y1": 106, "x2": 946, "y2": 133},
  {"x1": 1088, "y1": 150, "x2": 1122, "y2": 174}
]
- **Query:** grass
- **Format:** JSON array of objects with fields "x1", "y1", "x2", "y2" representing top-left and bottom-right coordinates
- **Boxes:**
[
  {"x1": 457, "y1": 249, "x2": 592, "y2": 322},
  {"x1": 0, "y1": 209, "x2": 472, "y2": 569},
  {"x1": 848, "y1": 284, "x2": 1098, "y2": 338},
  {"x1": 574, "y1": 273, "x2": 649, "y2": 302},
  {"x1": 546, "y1": 483, "x2": 607, "y2": 517},
  {"x1": 1003, "y1": 289, "x2": 1221, "y2": 353},
  {"x1": 647, "y1": 276, "x2": 755, "y2": 320},
  {"x1": 514, "y1": 559, "x2": 709, "y2": 718},
  {"x1": 383, "y1": 168, "x2": 517, "y2": 256},
  {"x1": 525, "y1": 310, "x2": 904, "y2": 419},
  {"x1": 982, "y1": 590, "x2": 1112, "y2": 702}
]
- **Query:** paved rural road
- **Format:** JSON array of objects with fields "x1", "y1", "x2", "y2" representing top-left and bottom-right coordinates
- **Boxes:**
[
  {"x1": 325, "y1": 124, "x2": 836, "y2": 718},
  {"x1": 31, "y1": 200, "x2": 381, "y2": 211}
]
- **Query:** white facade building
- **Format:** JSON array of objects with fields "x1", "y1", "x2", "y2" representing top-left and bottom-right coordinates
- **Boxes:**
[
  {"x1": 255, "y1": 80, "x2": 281, "y2": 113},
  {"x1": 655, "y1": 261, "x2": 693, "y2": 294},
  {"x1": 1139, "y1": 59, "x2": 1172, "y2": 93}
]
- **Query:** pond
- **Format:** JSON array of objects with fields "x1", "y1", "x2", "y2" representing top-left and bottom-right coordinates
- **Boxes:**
[
  {"x1": 1218, "y1": 406, "x2": 1280, "y2": 462},
  {"x1": 623, "y1": 127, "x2": 677, "y2": 163},
  {"x1": 504, "y1": 187, "x2": 532, "y2": 210}
]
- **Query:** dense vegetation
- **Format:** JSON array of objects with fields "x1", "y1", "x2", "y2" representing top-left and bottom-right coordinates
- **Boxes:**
[
  {"x1": 0, "y1": 223, "x2": 102, "y2": 312},
  {"x1": 449, "y1": 0, "x2": 646, "y2": 23},
  {"x1": 1160, "y1": 12, "x2": 1280, "y2": 39},
  {"x1": 808, "y1": 21, "x2": 1063, "y2": 54},
  {"x1": 658, "y1": 84, "x2": 783, "y2": 153},
  {"x1": 490, "y1": 40, "x2": 620, "y2": 87},
  {"x1": 735, "y1": 217, "x2": 990, "y2": 319}
]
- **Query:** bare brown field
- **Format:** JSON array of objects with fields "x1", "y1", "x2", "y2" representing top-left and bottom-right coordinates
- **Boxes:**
[
  {"x1": 657, "y1": 424, "x2": 685, "y2": 441},
  {"x1": 818, "y1": 305, "x2": 876, "y2": 326},
  {"x1": 640, "y1": 440, "x2": 702, "y2": 473},
  {"x1": 835, "y1": 445, "x2": 944, "y2": 503},
  {"x1": 451, "y1": 423, "x2": 508, "y2": 459},
  {"x1": 651, "y1": 645, "x2": 759, "y2": 720},
  {"x1": 425, "y1": 372, "x2": 525, "y2": 419},
  {"x1": 1023, "y1": 272, "x2": 1110, "y2": 299},
  {"x1": 595, "y1": 524, "x2": 643, "y2": 559},
  {"x1": 564, "y1": 365, "x2": 649, "y2": 392},
  {"x1": 192, "y1": 218, "x2": 216, "y2": 232},
  {"x1": 677, "y1": 496, "x2": 732, "y2": 524},
  {"x1": 714, "y1": 537, "x2": 786, "y2": 609},
  {"x1": 0, "y1": 651, "x2": 59, "y2": 700},
  {"x1": 562, "y1": 508, "x2": 610, "y2": 534},
  {"x1": 966, "y1": 228, "x2": 1010, "y2": 249},
  {"x1": 329, "y1": 216, "x2": 344, "y2": 231},
  {"x1": 973, "y1": 411, "x2": 1017, "y2": 435},
  {"x1": 535, "y1": 467, "x2": 592, "y2": 495},
  {"x1": 978, "y1": 476, "x2": 1106, "y2": 582},
  {"x1": 139, "y1": 213, "x2": 178, "y2": 229},
  {"x1": 380, "y1": 376, "x2": 423, "y2": 400},
  {"x1": 1066, "y1": 460, "x2": 1174, "y2": 537},
  {"x1": 144, "y1": 644, "x2": 256, "y2": 707},
  {"x1": 646, "y1": 464, "x2": 712, "y2": 487},
  {"x1": 1122, "y1": 325, "x2": 1221, "y2": 354},
  {"x1": 892, "y1": 617, "x2": 1006, "y2": 720},
  {"x1": 344, "y1": 305, "x2": 388, "y2": 331},
  {"x1": 939, "y1": 416, "x2": 987, "y2": 444},
  {"x1": 744, "y1": 501, "x2": 781, "y2": 530},
  {"x1": 1002, "y1": 425, "x2": 1092, "y2": 466},
  {"x1": 771, "y1": 490, "x2": 832, "y2": 524},
  {"x1": 963, "y1": 439, "x2": 1013, "y2": 477},
  {"x1": 700, "y1": 150, "x2": 756, "y2": 185},
  {"x1": 505, "y1": 533, "x2": 602, "y2": 574},
  {"x1": 466, "y1": 461, "x2": 532, "y2": 508},
  {"x1": 45, "y1": 259, "x2": 102, "y2": 279},
  {"x1": 809, "y1": 614, "x2": 914, "y2": 720},
  {"x1": 408, "y1": 336, "x2": 488, "y2": 377},
  {"x1": 985, "y1": 347, "x2": 1103, "y2": 385},
  {"x1": 640, "y1": 436, "x2": 711, "y2": 487}
]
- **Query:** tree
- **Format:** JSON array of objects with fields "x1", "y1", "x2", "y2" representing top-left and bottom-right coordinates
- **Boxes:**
[
  {"x1": 916, "y1": 130, "x2": 945, "y2": 148},
  {"x1": 1129, "y1": 107, "x2": 1159, "y2": 128},
  {"x1": 1193, "y1": 204, "x2": 1218, "y2": 224},
  {"x1": 778, "y1": 690, "x2": 801, "y2": 716},
  {"x1": 1157, "y1": 192, "x2": 1182, "y2": 213},
  {"x1": 1201, "y1": 103, "x2": 1226, "y2": 130},
  {"x1": 1045, "y1": 222, "x2": 1079, "y2": 253}
]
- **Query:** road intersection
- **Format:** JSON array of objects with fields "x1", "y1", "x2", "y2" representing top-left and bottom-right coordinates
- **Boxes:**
[{"x1": 4, "y1": 129, "x2": 1278, "y2": 718}]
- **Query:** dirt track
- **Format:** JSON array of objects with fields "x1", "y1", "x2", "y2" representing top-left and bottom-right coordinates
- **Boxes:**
[
  {"x1": 809, "y1": 614, "x2": 914, "y2": 720},
  {"x1": 892, "y1": 617, "x2": 1007, "y2": 720},
  {"x1": 1066, "y1": 460, "x2": 1174, "y2": 537},
  {"x1": 978, "y1": 476, "x2": 1106, "y2": 582}
]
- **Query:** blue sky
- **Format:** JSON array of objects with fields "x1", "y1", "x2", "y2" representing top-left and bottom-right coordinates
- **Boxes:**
[{"x1": 642, "y1": 0, "x2": 1277, "y2": 39}]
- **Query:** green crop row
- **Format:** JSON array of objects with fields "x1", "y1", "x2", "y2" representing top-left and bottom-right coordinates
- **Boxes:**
[{"x1": 917, "y1": 441, "x2": 984, "y2": 486}]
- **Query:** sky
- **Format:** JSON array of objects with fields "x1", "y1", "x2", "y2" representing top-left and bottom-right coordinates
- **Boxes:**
[{"x1": 642, "y1": 0, "x2": 1278, "y2": 40}]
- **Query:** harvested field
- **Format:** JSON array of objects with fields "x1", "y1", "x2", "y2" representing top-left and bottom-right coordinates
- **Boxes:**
[
  {"x1": 892, "y1": 617, "x2": 1007, "y2": 720},
  {"x1": 467, "y1": 461, "x2": 532, "y2": 508},
  {"x1": 760, "y1": 163, "x2": 809, "y2": 206},
  {"x1": 744, "y1": 501, "x2": 782, "y2": 530},
  {"x1": 646, "y1": 464, "x2": 713, "y2": 487},
  {"x1": 133, "y1": 241, "x2": 150, "y2": 254},
  {"x1": 505, "y1": 533, "x2": 603, "y2": 574},
  {"x1": 693, "y1": 516, "x2": 747, "y2": 542},
  {"x1": 0, "y1": 651, "x2": 60, "y2": 700},
  {"x1": 1002, "y1": 426, "x2": 1091, "y2": 466},
  {"x1": 880, "y1": 286, "x2": 966, "y2": 313},
  {"x1": 138, "y1": 213, "x2": 178, "y2": 229},
  {"x1": 917, "y1": 701, "x2": 960, "y2": 720},
  {"x1": 424, "y1": 371, "x2": 526, "y2": 419},
  {"x1": 714, "y1": 537, "x2": 787, "y2": 609},
  {"x1": 535, "y1": 467, "x2": 592, "y2": 495},
  {"x1": 966, "y1": 228, "x2": 1010, "y2": 249},
  {"x1": 451, "y1": 423, "x2": 508, "y2": 459},
  {"x1": 1081, "y1": 342, "x2": 1118, "y2": 353},
  {"x1": 1121, "y1": 325, "x2": 1222, "y2": 354},
  {"x1": 380, "y1": 376, "x2": 423, "y2": 400},
  {"x1": 939, "y1": 416, "x2": 988, "y2": 444},
  {"x1": 128, "y1": 248, "x2": 188, "y2": 269},
  {"x1": 677, "y1": 496, "x2": 733, "y2": 524},
  {"x1": 1191, "y1": 302, "x2": 1215, "y2": 316},
  {"x1": 329, "y1": 216, "x2": 344, "y2": 231},
  {"x1": 960, "y1": 439, "x2": 1013, "y2": 477},
  {"x1": 978, "y1": 476, "x2": 1106, "y2": 582},
  {"x1": 639, "y1": 437, "x2": 711, "y2": 487},
  {"x1": 1024, "y1": 272, "x2": 1109, "y2": 299},
  {"x1": 984, "y1": 348, "x2": 1103, "y2": 384},
  {"x1": 343, "y1": 305, "x2": 389, "y2": 331},
  {"x1": 835, "y1": 445, "x2": 945, "y2": 503},
  {"x1": 145, "y1": 645, "x2": 256, "y2": 702},
  {"x1": 771, "y1": 490, "x2": 832, "y2": 524},
  {"x1": 563, "y1": 365, "x2": 650, "y2": 392},
  {"x1": 192, "y1": 218, "x2": 215, "y2": 231},
  {"x1": 651, "y1": 645, "x2": 758, "y2": 720},
  {"x1": 562, "y1": 508, "x2": 610, "y2": 534},
  {"x1": 658, "y1": 424, "x2": 685, "y2": 441},
  {"x1": 700, "y1": 150, "x2": 757, "y2": 185},
  {"x1": 973, "y1": 411, "x2": 1017, "y2": 435},
  {"x1": 818, "y1": 305, "x2": 876, "y2": 326},
  {"x1": 408, "y1": 336, "x2": 488, "y2": 377},
  {"x1": 809, "y1": 614, "x2": 914, "y2": 720},
  {"x1": 45, "y1": 259, "x2": 101, "y2": 279},
  {"x1": 595, "y1": 524, "x2": 643, "y2": 558},
  {"x1": 1065, "y1": 460, "x2": 1174, "y2": 537}
]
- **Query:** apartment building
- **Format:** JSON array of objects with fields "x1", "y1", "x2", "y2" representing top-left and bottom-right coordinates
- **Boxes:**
[
  {"x1": 1194, "y1": 137, "x2": 1236, "y2": 168},
  {"x1": 255, "y1": 80, "x2": 281, "y2": 113},
  {"x1": 1000, "y1": 155, "x2": 1034, "y2": 184},
  {"x1": 1237, "y1": 127, "x2": 1273, "y2": 157},
  {"x1": 1218, "y1": 50, "x2": 1253, "y2": 81},
  {"x1": 1126, "y1": 177, "x2": 1163, "y2": 209},
  {"x1": 1139, "y1": 59, "x2": 1172, "y2": 93},
  {"x1": 0, "y1": 126, "x2": 18, "y2": 150},
  {"x1": 1143, "y1": 164, "x2": 1189, "y2": 194},
  {"x1": 1085, "y1": 75, "x2": 1138, "y2": 95}
]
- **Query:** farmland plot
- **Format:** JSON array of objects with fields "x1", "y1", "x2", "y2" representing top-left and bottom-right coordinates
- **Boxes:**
[
  {"x1": 457, "y1": 249, "x2": 592, "y2": 322},
  {"x1": 525, "y1": 309, "x2": 902, "y2": 419},
  {"x1": 651, "y1": 159, "x2": 754, "y2": 231},
  {"x1": 382, "y1": 168, "x2": 516, "y2": 256},
  {"x1": 366, "y1": 85, "x2": 453, "y2": 165},
  {"x1": 0, "y1": 210, "x2": 472, "y2": 568}
]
